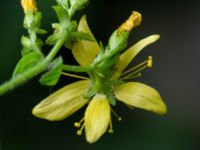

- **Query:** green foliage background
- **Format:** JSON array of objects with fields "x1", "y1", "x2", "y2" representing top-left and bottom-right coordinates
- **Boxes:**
[{"x1": 0, "y1": 0, "x2": 200, "y2": 149}]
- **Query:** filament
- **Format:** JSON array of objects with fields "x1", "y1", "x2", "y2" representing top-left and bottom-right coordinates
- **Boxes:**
[
  {"x1": 108, "y1": 118, "x2": 114, "y2": 133},
  {"x1": 74, "y1": 117, "x2": 84, "y2": 128},
  {"x1": 111, "y1": 108, "x2": 122, "y2": 121},
  {"x1": 62, "y1": 72, "x2": 89, "y2": 80},
  {"x1": 120, "y1": 56, "x2": 152, "y2": 80},
  {"x1": 76, "y1": 123, "x2": 85, "y2": 136}
]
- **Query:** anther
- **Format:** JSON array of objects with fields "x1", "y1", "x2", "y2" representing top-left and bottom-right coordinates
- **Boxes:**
[
  {"x1": 108, "y1": 118, "x2": 114, "y2": 134},
  {"x1": 76, "y1": 123, "x2": 85, "y2": 136},
  {"x1": 77, "y1": 130, "x2": 82, "y2": 136},
  {"x1": 108, "y1": 129, "x2": 114, "y2": 134},
  {"x1": 147, "y1": 56, "x2": 153, "y2": 67},
  {"x1": 74, "y1": 117, "x2": 85, "y2": 128},
  {"x1": 74, "y1": 122, "x2": 81, "y2": 128},
  {"x1": 111, "y1": 108, "x2": 123, "y2": 122}
]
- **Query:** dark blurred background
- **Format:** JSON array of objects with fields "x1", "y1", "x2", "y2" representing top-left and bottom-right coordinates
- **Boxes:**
[{"x1": 0, "y1": 0, "x2": 200, "y2": 150}]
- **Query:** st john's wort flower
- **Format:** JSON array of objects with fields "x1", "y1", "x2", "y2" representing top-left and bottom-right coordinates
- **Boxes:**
[{"x1": 32, "y1": 12, "x2": 167, "y2": 143}]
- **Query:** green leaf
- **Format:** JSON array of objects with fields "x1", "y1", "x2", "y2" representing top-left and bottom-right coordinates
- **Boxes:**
[
  {"x1": 12, "y1": 51, "x2": 43, "y2": 77},
  {"x1": 36, "y1": 29, "x2": 47, "y2": 34},
  {"x1": 21, "y1": 47, "x2": 32, "y2": 56},
  {"x1": 39, "y1": 57, "x2": 63, "y2": 86}
]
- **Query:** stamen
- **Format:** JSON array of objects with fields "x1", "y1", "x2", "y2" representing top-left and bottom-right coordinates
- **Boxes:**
[
  {"x1": 126, "y1": 104, "x2": 135, "y2": 110},
  {"x1": 122, "y1": 73, "x2": 141, "y2": 80},
  {"x1": 121, "y1": 60, "x2": 147, "y2": 76},
  {"x1": 120, "y1": 56, "x2": 153, "y2": 80},
  {"x1": 61, "y1": 72, "x2": 89, "y2": 80},
  {"x1": 76, "y1": 123, "x2": 85, "y2": 136},
  {"x1": 108, "y1": 119, "x2": 114, "y2": 134},
  {"x1": 74, "y1": 117, "x2": 84, "y2": 128},
  {"x1": 111, "y1": 108, "x2": 122, "y2": 121}
]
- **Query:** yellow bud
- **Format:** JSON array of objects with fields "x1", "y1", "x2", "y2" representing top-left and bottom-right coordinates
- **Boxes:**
[
  {"x1": 21, "y1": 0, "x2": 37, "y2": 13},
  {"x1": 119, "y1": 11, "x2": 142, "y2": 32}
]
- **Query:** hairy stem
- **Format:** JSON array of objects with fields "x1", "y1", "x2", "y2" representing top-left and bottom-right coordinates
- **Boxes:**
[
  {"x1": 62, "y1": 64, "x2": 92, "y2": 72},
  {"x1": 0, "y1": 38, "x2": 65, "y2": 95}
]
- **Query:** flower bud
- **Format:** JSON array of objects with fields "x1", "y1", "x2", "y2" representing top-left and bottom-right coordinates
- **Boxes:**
[
  {"x1": 21, "y1": 0, "x2": 37, "y2": 13},
  {"x1": 119, "y1": 11, "x2": 142, "y2": 32},
  {"x1": 107, "y1": 11, "x2": 142, "y2": 57}
]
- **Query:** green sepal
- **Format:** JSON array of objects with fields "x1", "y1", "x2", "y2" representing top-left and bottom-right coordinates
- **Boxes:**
[
  {"x1": 56, "y1": 0, "x2": 69, "y2": 10},
  {"x1": 23, "y1": 12, "x2": 42, "y2": 30},
  {"x1": 33, "y1": 12, "x2": 42, "y2": 29},
  {"x1": 71, "y1": 31, "x2": 95, "y2": 41},
  {"x1": 97, "y1": 54, "x2": 119, "y2": 70},
  {"x1": 46, "y1": 32, "x2": 61, "y2": 46},
  {"x1": 36, "y1": 29, "x2": 47, "y2": 34},
  {"x1": 23, "y1": 11, "x2": 34, "y2": 29},
  {"x1": 36, "y1": 39, "x2": 44, "y2": 47},
  {"x1": 69, "y1": 0, "x2": 89, "y2": 17},
  {"x1": 106, "y1": 92, "x2": 116, "y2": 106},
  {"x1": 93, "y1": 41, "x2": 105, "y2": 64},
  {"x1": 39, "y1": 57, "x2": 63, "y2": 86},
  {"x1": 64, "y1": 31, "x2": 95, "y2": 49},
  {"x1": 21, "y1": 36, "x2": 44, "y2": 56},
  {"x1": 53, "y1": 5, "x2": 70, "y2": 27},
  {"x1": 68, "y1": 21, "x2": 78, "y2": 31},
  {"x1": 46, "y1": 6, "x2": 70, "y2": 45},
  {"x1": 46, "y1": 23, "x2": 63, "y2": 45},
  {"x1": 21, "y1": 36, "x2": 31, "y2": 48},
  {"x1": 12, "y1": 51, "x2": 43, "y2": 77}
]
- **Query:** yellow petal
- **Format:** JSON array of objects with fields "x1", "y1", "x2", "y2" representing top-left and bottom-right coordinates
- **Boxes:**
[
  {"x1": 114, "y1": 82, "x2": 167, "y2": 115},
  {"x1": 85, "y1": 94, "x2": 110, "y2": 143},
  {"x1": 32, "y1": 80, "x2": 90, "y2": 121},
  {"x1": 72, "y1": 15, "x2": 100, "y2": 66},
  {"x1": 112, "y1": 35, "x2": 160, "y2": 79}
]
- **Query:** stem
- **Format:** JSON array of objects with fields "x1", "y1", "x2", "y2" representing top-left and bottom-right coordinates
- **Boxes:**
[
  {"x1": 62, "y1": 64, "x2": 92, "y2": 72},
  {"x1": 0, "y1": 38, "x2": 65, "y2": 95},
  {"x1": 29, "y1": 29, "x2": 43, "y2": 56}
]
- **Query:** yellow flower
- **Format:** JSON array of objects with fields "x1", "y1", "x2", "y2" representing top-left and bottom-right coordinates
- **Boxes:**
[
  {"x1": 32, "y1": 14, "x2": 167, "y2": 143},
  {"x1": 21, "y1": 0, "x2": 37, "y2": 13}
]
